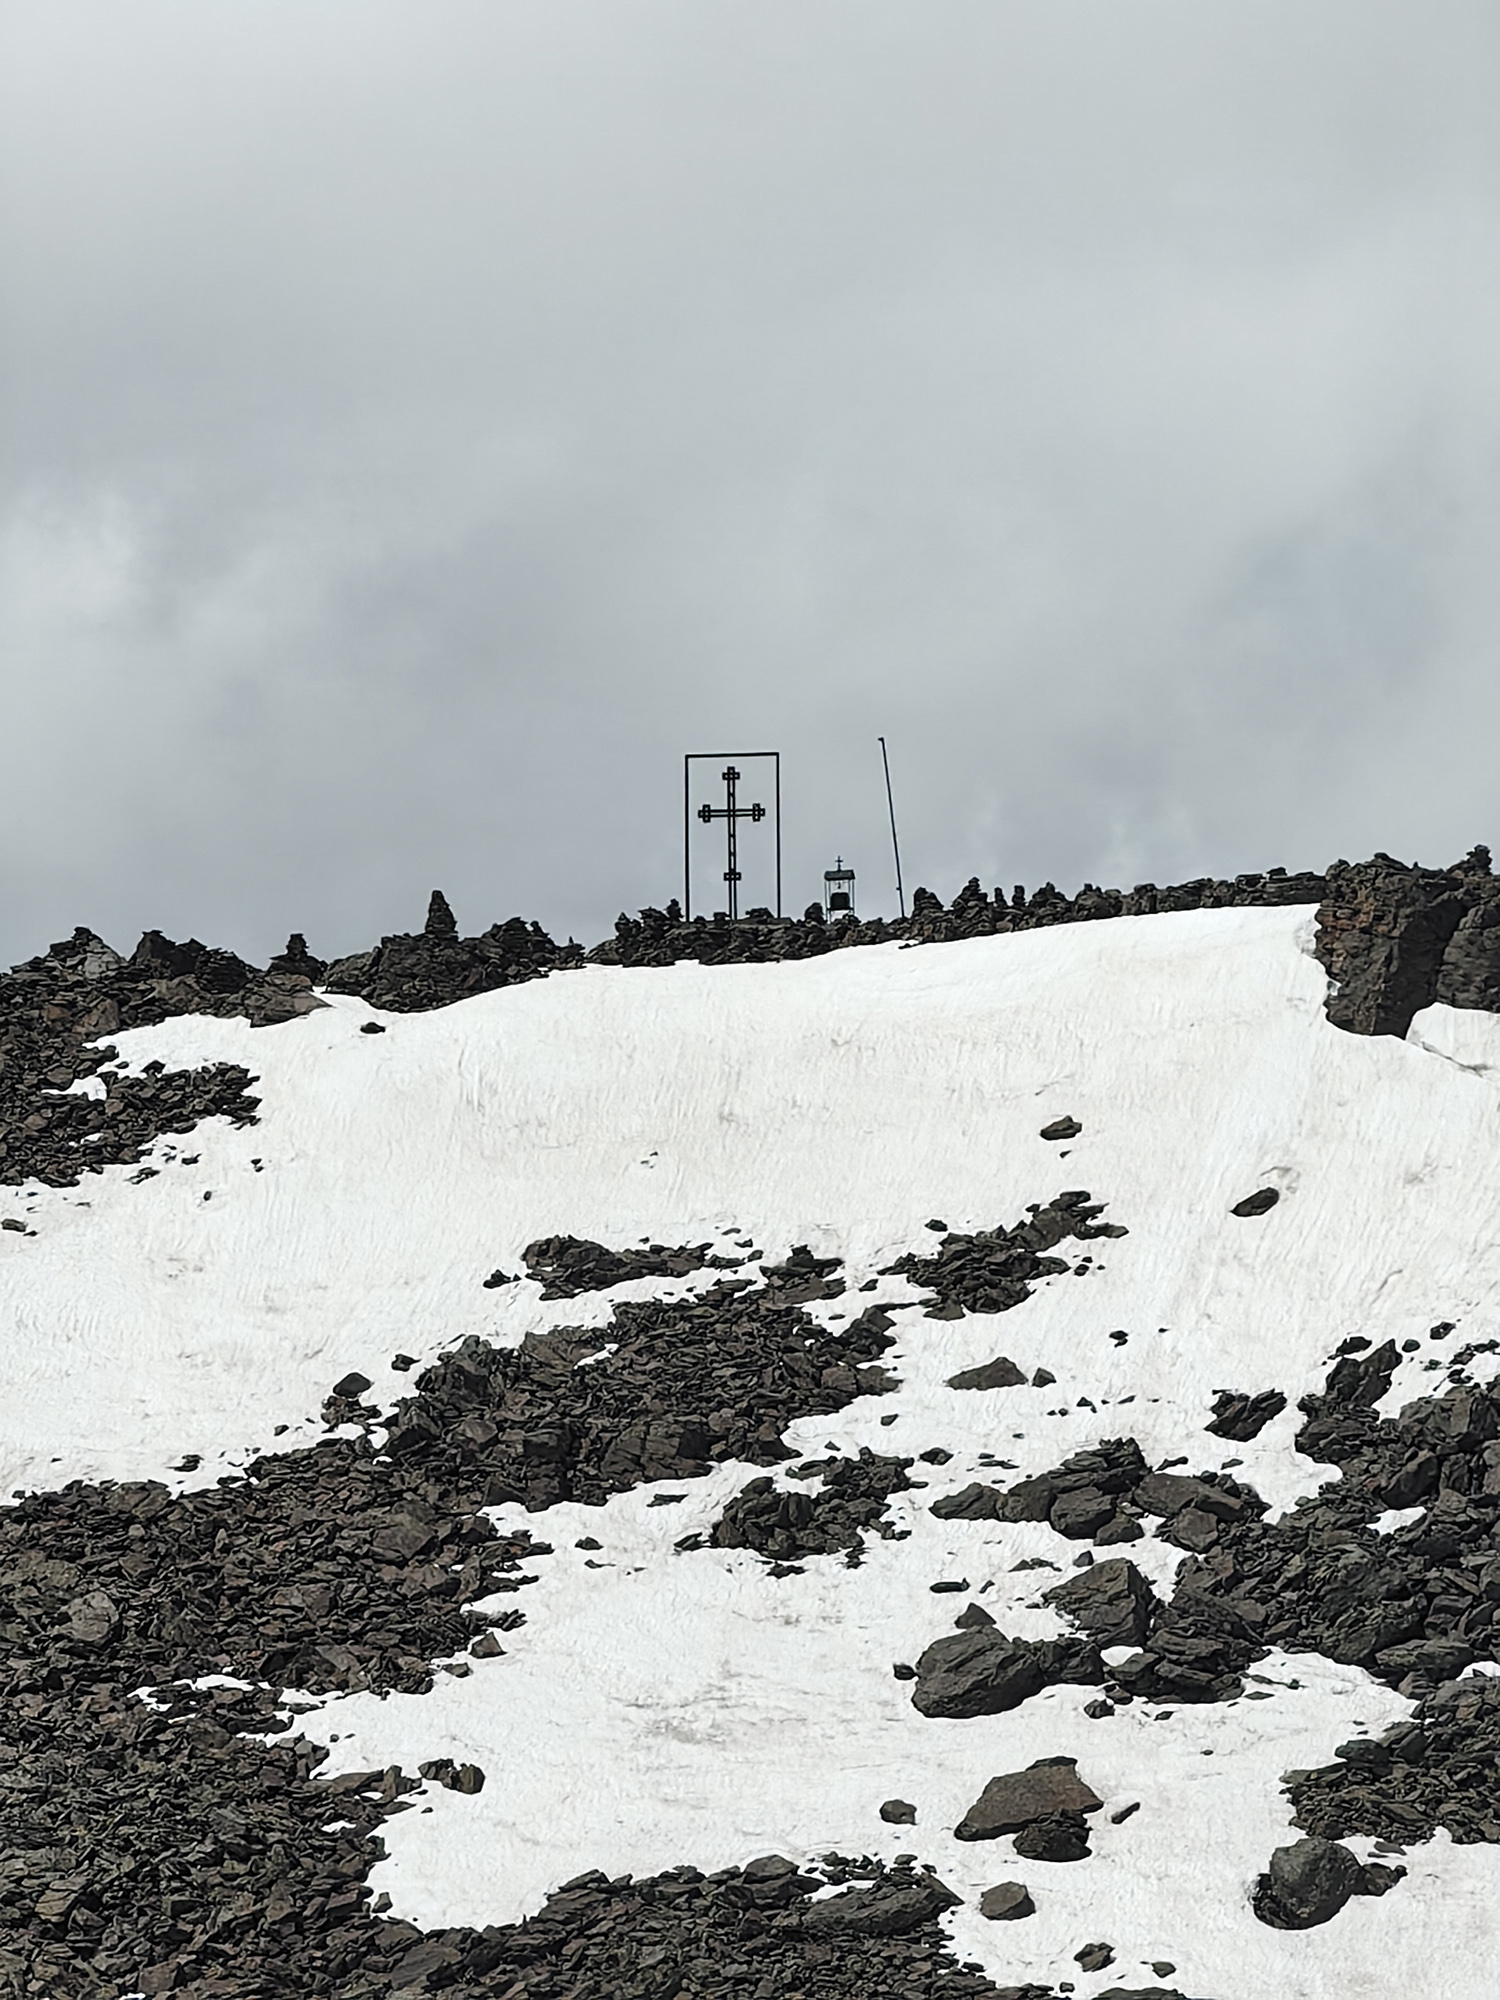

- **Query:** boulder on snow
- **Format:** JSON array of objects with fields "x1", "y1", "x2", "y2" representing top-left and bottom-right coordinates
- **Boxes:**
[
  {"x1": 1230, "y1": 1187, "x2": 1280, "y2": 1217},
  {"x1": 946, "y1": 1355, "x2": 1027, "y2": 1391},
  {"x1": 978, "y1": 1881, "x2": 1034, "y2": 1920},
  {"x1": 954, "y1": 1758, "x2": 1103, "y2": 1841},
  {"x1": 1043, "y1": 1558, "x2": 1158, "y2": 1649},
  {"x1": 911, "y1": 1629, "x2": 1101, "y2": 1719},
  {"x1": 802, "y1": 1872, "x2": 960, "y2": 1937},
  {"x1": 1253, "y1": 1836, "x2": 1362, "y2": 1928}
]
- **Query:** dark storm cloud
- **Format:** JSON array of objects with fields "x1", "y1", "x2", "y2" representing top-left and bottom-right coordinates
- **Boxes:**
[{"x1": 3, "y1": 1, "x2": 1498, "y2": 963}]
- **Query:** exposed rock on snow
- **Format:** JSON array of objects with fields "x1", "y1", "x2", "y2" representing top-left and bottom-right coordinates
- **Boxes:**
[
  {"x1": 946, "y1": 1356, "x2": 1028, "y2": 1391},
  {"x1": 979, "y1": 1881, "x2": 1035, "y2": 1920},
  {"x1": 700, "y1": 1449, "x2": 916, "y2": 1565},
  {"x1": 1042, "y1": 1558, "x2": 1159, "y2": 1649},
  {"x1": 1251, "y1": 1835, "x2": 1373, "y2": 1929},
  {"x1": 911, "y1": 1627, "x2": 1102, "y2": 1719},
  {"x1": 881, "y1": 1192, "x2": 1128, "y2": 1317},
  {"x1": 323, "y1": 894, "x2": 581, "y2": 1014},
  {"x1": 1228, "y1": 1187, "x2": 1279, "y2": 1217},
  {"x1": 1205, "y1": 1389, "x2": 1287, "y2": 1442},
  {"x1": 954, "y1": 1759, "x2": 1104, "y2": 1843},
  {"x1": 519, "y1": 1233, "x2": 732, "y2": 1298},
  {"x1": 1314, "y1": 846, "x2": 1500, "y2": 1037}
]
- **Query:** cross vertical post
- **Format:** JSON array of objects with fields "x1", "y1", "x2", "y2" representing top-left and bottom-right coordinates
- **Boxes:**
[{"x1": 697, "y1": 765, "x2": 765, "y2": 920}]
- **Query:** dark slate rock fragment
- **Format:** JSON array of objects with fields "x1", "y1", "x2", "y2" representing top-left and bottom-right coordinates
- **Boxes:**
[
  {"x1": 928, "y1": 1482, "x2": 1004, "y2": 1520},
  {"x1": 954, "y1": 1758, "x2": 1103, "y2": 1841},
  {"x1": 913, "y1": 1629, "x2": 1102, "y2": 1718},
  {"x1": 1049, "y1": 1485, "x2": 1117, "y2": 1539},
  {"x1": 1012, "y1": 1813, "x2": 1092, "y2": 1861},
  {"x1": 1230, "y1": 1188, "x2": 1279, "y2": 1217},
  {"x1": 1207, "y1": 1388, "x2": 1287, "y2": 1441},
  {"x1": 1253, "y1": 1836, "x2": 1363, "y2": 1928},
  {"x1": 880, "y1": 1798, "x2": 917, "y2": 1823},
  {"x1": 1040, "y1": 1116, "x2": 1082, "y2": 1140},
  {"x1": 1044, "y1": 1558, "x2": 1159, "y2": 1649},
  {"x1": 802, "y1": 1870, "x2": 961, "y2": 1936},
  {"x1": 882, "y1": 1191, "x2": 1127, "y2": 1316},
  {"x1": 946, "y1": 1355, "x2": 1027, "y2": 1390},
  {"x1": 979, "y1": 1880, "x2": 1035, "y2": 1919}
]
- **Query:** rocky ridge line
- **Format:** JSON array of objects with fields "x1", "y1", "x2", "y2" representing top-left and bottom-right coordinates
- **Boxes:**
[{"x1": 8, "y1": 843, "x2": 1500, "y2": 1190}]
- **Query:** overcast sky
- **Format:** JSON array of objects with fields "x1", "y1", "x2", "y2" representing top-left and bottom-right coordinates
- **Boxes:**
[{"x1": 3, "y1": 2, "x2": 1498, "y2": 963}]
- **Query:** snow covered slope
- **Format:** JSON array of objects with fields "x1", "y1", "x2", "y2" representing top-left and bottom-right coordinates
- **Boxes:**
[{"x1": 7, "y1": 902, "x2": 1500, "y2": 1998}]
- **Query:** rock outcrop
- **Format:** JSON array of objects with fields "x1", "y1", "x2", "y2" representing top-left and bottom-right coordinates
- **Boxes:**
[{"x1": 1314, "y1": 847, "x2": 1500, "y2": 1037}]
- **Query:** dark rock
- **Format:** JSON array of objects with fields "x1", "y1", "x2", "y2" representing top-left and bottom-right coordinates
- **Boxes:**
[
  {"x1": 882, "y1": 1191, "x2": 1128, "y2": 1317},
  {"x1": 1230, "y1": 1188, "x2": 1279, "y2": 1218},
  {"x1": 1049, "y1": 1485, "x2": 1117, "y2": 1539},
  {"x1": 522, "y1": 1233, "x2": 729, "y2": 1299},
  {"x1": 929, "y1": 1482, "x2": 1005, "y2": 1521},
  {"x1": 1207, "y1": 1389, "x2": 1287, "y2": 1441},
  {"x1": 946, "y1": 1355, "x2": 1027, "y2": 1391},
  {"x1": 802, "y1": 1872, "x2": 961, "y2": 1936},
  {"x1": 879, "y1": 1798, "x2": 917, "y2": 1823},
  {"x1": 1253, "y1": 1836, "x2": 1362, "y2": 1928},
  {"x1": 1076, "y1": 1942, "x2": 1115, "y2": 1970},
  {"x1": 954, "y1": 1601, "x2": 996, "y2": 1629},
  {"x1": 979, "y1": 1881, "x2": 1035, "y2": 1919},
  {"x1": 1011, "y1": 1813, "x2": 1092, "y2": 1862},
  {"x1": 954, "y1": 1758, "x2": 1103, "y2": 1841},
  {"x1": 1040, "y1": 1117, "x2": 1082, "y2": 1141},
  {"x1": 1316, "y1": 854, "x2": 1468, "y2": 1037},
  {"x1": 708, "y1": 1451, "x2": 914, "y2": 1563},
  {"x1": 1044, "y1": 1558, "x2": 1159, "y2": 1648},
  {"x1": 912, "y1": 1629, "x2": 1102, "y2": 1718}
]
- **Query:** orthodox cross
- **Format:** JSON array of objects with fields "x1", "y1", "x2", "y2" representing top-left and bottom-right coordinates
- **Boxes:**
[
  {"x1": 697, "y1": 765, "x2": 764, "y2": 920},
  {"x1": 682, "y1": 752, "x2": 781, "y2": 920}
]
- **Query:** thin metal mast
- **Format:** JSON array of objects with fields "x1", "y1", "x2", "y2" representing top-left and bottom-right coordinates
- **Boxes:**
[{"x1": 878, "y1": 735, "x2": 905, "y2": 920}]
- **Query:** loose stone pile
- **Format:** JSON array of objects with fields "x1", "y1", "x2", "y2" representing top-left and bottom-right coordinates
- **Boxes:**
[
  {"x1": 518, "y1": 1234, "x2": 733, "y2": 1299},
  {"x1": 881, "y1": 1195, "x2": 1128, "y2": 1317},
  {"x1": 1286, "y1": 1669, "x2": 1500, "y2": 1848},
  {"x1": 0, "y1": 1190, "x2": 1238, "y2": 1998},
  {"x1": 0, "y1": 928, "x2": 265, "y2": 1187},
  {"x1": 390, "y1": 1251, "x2": 891, "y2": 1511},
  {"x1": 322, "y1": 892, "x2": 582, "y2": 1014},
  {"x1": 695, "y1": 1449, "x2": 917, "y2": 1566},
  {"x1": 903, "y1": 1332, "x2": 1500, "y2": 1926}
]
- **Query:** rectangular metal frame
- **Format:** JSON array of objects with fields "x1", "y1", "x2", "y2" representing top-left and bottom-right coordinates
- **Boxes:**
[{"x1": 683, "y1": 751, "x2": 781, "y2": 920}]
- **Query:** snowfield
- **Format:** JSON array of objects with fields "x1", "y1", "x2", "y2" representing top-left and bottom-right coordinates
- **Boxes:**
[{"x1": 7, "y1": 902, "x2": 1500, "y2": 1997}]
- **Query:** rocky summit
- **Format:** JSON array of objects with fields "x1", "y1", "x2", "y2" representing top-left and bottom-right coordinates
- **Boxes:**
[{"x1": 5, "y1": 852, "x2": 1500, "y2": 1999}]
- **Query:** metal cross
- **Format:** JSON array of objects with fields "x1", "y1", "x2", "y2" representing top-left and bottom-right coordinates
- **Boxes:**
[{"x1": 697, "y1": 765, "x2": 765, "y2": 920}]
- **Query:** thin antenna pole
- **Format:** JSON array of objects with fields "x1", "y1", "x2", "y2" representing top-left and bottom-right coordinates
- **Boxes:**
[{"x1": 879, "y1": 735, "x2": 905, "y2": 919}]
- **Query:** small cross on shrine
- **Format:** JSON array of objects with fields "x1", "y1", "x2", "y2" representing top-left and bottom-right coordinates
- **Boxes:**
[{"x1": 697, "y1": 765, "x2": 765, "y2": 920}]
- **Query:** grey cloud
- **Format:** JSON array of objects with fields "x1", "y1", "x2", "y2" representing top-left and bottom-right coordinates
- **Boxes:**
[{"x1": 2, "y1": 1, "x2": 1498, "y2": 964}]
